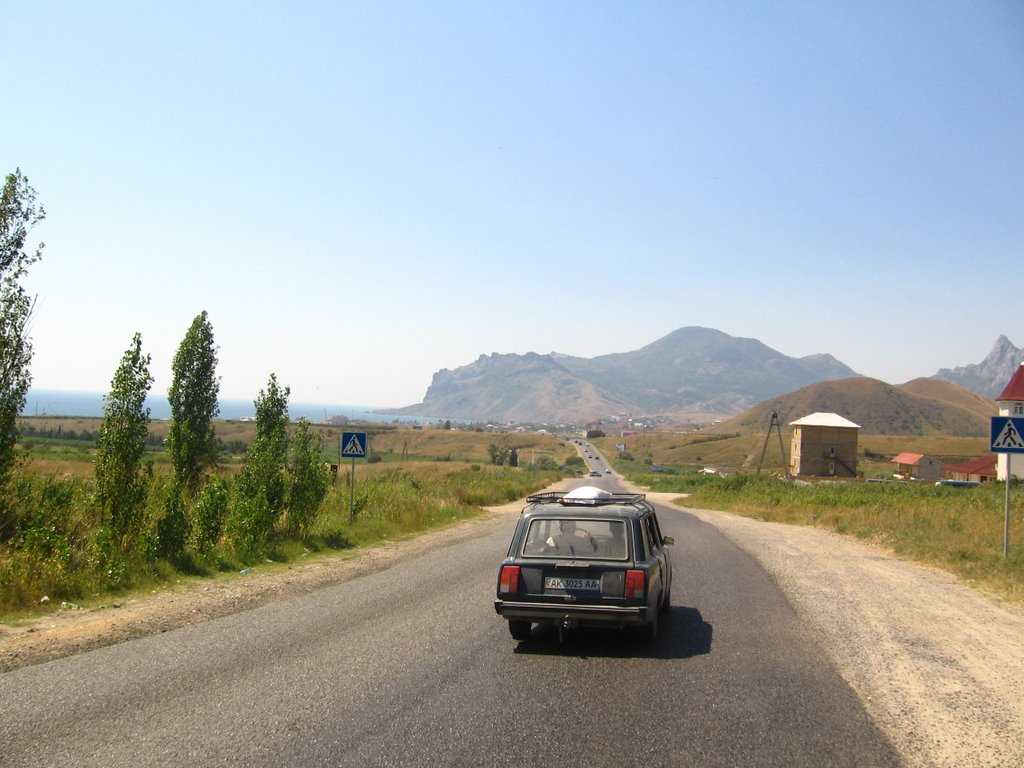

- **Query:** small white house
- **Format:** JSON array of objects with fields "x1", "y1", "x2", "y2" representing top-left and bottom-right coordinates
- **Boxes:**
[{"x1": 891, "y1": 452, "x2": 944, "y2": 481}]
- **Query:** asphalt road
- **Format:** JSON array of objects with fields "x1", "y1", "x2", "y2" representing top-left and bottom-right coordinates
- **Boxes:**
[{"x1": 0, "y1": 479, "x2": 900, "y2": 767}]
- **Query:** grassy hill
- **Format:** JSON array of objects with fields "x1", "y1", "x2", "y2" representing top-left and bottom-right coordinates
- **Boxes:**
[
  {"x1": 898, "y1": 377, "x2": 998, "y2": 418},
  {"x1": 711, "y1": 377, "x2": 993, "y2": 437}
]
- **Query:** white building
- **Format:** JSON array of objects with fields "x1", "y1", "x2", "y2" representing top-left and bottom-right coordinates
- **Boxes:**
[
  {"x1": 789, "y1": 412, "x2": 861, "y2": 478},
  {"x1": 996, "y1": 364, "x2": 1024, "y2": 482}
]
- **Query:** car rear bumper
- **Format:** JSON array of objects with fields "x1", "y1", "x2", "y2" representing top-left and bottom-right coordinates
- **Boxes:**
[{"x1": 494, "y1": 599, "x2": 650, "y2": 628}]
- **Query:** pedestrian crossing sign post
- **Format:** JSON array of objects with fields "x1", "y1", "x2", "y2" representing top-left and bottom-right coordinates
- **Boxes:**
[
  {"x1": 990, "y1": 417, "x2": 1024, "y2": 560},
  {"x1": 991, "y1": 417, "x2": 1024, "y2": 453},
  {"x1": 341, "y1": 432, "x2": 368, "y2": 458},
  {"x1": 341, "y1": 432, "x2": 368, "y2": 523}
]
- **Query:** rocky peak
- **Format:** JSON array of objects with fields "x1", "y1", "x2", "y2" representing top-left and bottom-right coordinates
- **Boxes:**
[{"x1": 934, "y1": 336, "x2": 1024, "y2": 399}]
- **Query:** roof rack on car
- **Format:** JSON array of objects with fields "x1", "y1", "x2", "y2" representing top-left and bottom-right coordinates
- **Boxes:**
[{"x1": 524, "y1": 490, "x2": 647, "y2": 507}]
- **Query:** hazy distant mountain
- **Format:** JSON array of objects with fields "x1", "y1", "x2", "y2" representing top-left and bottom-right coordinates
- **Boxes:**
[
  {"x1": 555, "y1": 327, "x2": 857, "y2": 416},
  {"x1": 393, "y1": 352, "x2": 637, "y2": 424},
  {"x1": 714, "y1": 377, "x2": 994, "y2": 437},
  {"x1": 933, "y1": 335, "x2": 1023, "y2": 399},
  {"x1": 388, "y1": 327, "x2": 859, "y2": 423}
]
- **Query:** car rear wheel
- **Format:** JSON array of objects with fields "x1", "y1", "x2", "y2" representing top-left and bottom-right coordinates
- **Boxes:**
[
  {"x1": 660, "y1": 584, "x2": 671, "y2": 614},
  {"x1": 508, "y1": 620, "x2": 531, "y2": 640}
]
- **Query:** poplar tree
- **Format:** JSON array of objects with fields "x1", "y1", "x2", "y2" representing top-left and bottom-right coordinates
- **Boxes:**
[
  {"x1": 167, "y1": 311, "x2": 220, "y2": 491},
  {"x1": 95, "y1": 333, "x2": 153, "y2": 555},
  {"x1": 0, "y1": 169, "x2": 44, "y2": 498},
  {"x1": 251, "y1": 373, "x2": 290, "y2": 518},
  {"x1": 226, "y1": 374, "x2": 290, "y2": 554}
]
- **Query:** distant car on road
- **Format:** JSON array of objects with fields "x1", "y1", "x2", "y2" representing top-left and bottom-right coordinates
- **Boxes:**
[
  {"x1": 494, "y1": 486, "x2": 673, "y2": 642},
  {"x1": 588, "y1": 470, "x2": 602, "y2": 477}
]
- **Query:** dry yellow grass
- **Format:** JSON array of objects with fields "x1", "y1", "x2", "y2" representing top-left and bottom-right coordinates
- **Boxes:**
[
  {"x1": 368, "y1": 428, "x2": 567, "y2": 463},
  {"x1": 594, "y1": 431, "x2": 991, "y2": 475},
  {"x1": 16, "y1": 419, "x2": 573, "y2": 479}
]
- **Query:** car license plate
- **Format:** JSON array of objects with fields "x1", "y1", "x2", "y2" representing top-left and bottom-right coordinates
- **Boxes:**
[{"x1": 544, "y1": 576, "x2": 600, "y2": 592}]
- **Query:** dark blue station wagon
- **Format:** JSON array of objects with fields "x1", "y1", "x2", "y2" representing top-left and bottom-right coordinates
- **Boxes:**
[{"x1": 494, "y1": 486, "x2": 674, "y2": 642}]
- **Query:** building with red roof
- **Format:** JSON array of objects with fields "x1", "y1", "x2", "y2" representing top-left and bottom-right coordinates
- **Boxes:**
[
  {"x1": 996, "y1": 364, "x2": 1024, "y2": 481},
  {"x1": 943, "y1": 455, "x2": 997, "y2": 483},
  {"x1": 997, "y1": 364, "x2": 1024, "y2": 404},
  {"x1": 891, "y1": 452, "x2": 944, "y2": 481}
]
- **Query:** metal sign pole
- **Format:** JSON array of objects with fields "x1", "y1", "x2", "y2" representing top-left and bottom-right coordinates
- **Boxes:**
[
  {"x1": 349, "y1": 457, "x2": 356, "y2": 525},
  {"x1": 1005, "y1": 454, "x2": 1012, "y2": 560}
]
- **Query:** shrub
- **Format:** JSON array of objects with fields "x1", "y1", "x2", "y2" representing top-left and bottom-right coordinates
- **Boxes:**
[
  {"x1": 155, "y1": 479, "x2": 188, "y2": 560},
  {"x1": 285, "y1": 420, "x2": 330, "y2": 535},
  {"x1": 190, "y1": 475, "x2": 228, "y2": 556},
  {"x1": 225, "y1": 486, "x2": 274, "y2": 558}
]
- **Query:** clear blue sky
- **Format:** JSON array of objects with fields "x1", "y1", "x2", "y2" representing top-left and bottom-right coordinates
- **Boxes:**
[{"x1": 5, "y1": 1, "x2": 1023, "y2": 407}]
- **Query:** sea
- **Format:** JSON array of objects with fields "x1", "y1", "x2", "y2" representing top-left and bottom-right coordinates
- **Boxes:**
[{"x1": 21, "y1": 388, "x2": 453, "y2": 425}]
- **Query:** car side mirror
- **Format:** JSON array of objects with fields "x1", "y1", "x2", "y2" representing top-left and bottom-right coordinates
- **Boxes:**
[{"x1": 663, "y1": 536, "x2": 675, "y2": 546}]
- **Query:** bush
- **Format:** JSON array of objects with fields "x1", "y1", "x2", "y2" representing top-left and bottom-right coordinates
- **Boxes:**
[
  {"x1": 0, "y1": 472, "x2": 99, "y2": 608},
  {"x1": 155, "y1": 481, "x2": 188, "y2": 560},
  {"x1": 224, "y1": 488, "x2": 274, "y2": 558},
  {"x1": 190, "y1": 476, "x2": 228, "y2": 557},
  {"x1": 286, "y1": 420, "x2": 330, "y2": 535},
  {"x1": 532, "y1": 456, "x2": 558, "y2": 471}
]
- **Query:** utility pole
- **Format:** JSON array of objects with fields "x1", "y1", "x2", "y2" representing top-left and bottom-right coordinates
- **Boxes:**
[{"x1": 757, "y1": 411, "x2": 789, "y2": 477}]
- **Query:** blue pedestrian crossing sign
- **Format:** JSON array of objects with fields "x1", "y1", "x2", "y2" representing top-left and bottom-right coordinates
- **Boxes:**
[
  {"x1": 341, "y1": 431, "x2": 368, "y2": 458},
  {"x1": 991, "y1": 417, "x2": 1024, "y2": 453}
]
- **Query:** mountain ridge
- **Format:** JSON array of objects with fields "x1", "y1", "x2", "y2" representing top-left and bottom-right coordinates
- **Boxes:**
[
  {"x1": 388, "y1": 326, "x2": 860, "y2": 423},
  {"x1": 386, "y1": 328, "x2": 1020, "y2": 426}
]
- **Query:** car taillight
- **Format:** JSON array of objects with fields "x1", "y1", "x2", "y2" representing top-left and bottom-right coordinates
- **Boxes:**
[
  {"x1": 498, "y1": 565, "x2": 521, "y2": 595},
  {"x1": 625, "y1": 570, "x2": 646, "y2": 599}
]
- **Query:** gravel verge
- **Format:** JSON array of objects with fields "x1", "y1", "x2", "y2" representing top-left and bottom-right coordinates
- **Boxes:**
[{"x1": 656, "y1": 495, "x2": 1024, "y2": 768}]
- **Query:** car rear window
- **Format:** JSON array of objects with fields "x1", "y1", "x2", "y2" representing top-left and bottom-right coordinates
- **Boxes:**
[{"x1": 521, "y1": 518, "x2": 628, "y2": 560}]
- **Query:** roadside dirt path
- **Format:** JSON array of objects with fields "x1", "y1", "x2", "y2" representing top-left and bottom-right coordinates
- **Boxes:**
[{"x1": 2, "y1": 493, "x2": 1022, "y2": 768}]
